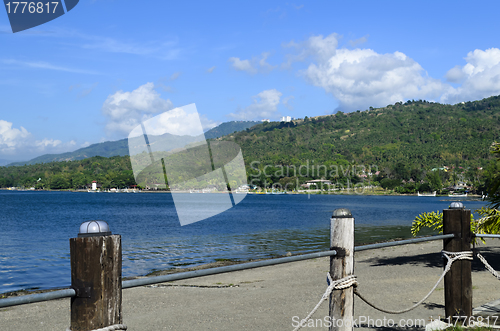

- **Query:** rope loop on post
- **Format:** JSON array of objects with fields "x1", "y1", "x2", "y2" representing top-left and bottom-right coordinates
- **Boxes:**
[
  {"x1": 292, "y1": 273, "x2": 357, "y2": 331},
  {"x1": 354, "y1": 250, "x2": 472, "y2": 315},
  {"x1": 66, "y1": 324, "x2": 128, "y2": 331},
  {"x1": 92, "y1": 324, "x2": 127, "y2": 331},
  {"x1": 477, "y1": 252, "x2": 500, "y2": 280},
  {"x1": 91, "y1": 325, "x2": 128, "y2": 331}
]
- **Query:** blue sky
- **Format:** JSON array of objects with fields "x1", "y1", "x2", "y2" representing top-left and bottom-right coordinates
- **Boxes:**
[{"x1": 1, "y1": 0, "x2": 500, "y2": 162}]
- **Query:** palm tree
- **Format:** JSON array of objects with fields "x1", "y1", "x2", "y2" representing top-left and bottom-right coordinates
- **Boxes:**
[{"x1": 476, "y1": 142, "x2": 500, "y2": 233}]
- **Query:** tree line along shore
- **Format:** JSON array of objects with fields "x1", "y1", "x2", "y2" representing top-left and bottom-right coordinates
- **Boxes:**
[{"x1": 1, "y1": 96, "x2": 500, "y2": 193}]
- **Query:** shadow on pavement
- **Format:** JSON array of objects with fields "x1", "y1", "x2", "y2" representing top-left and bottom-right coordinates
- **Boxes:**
[{"x1": 359, "y1": 248, "x2": 500, "y2": 272}]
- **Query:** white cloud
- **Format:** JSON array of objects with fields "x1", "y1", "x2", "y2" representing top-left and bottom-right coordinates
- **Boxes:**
[
  {"x1": 132, "y1": 104, "x2": 217, "y2": 139},
  {"x1": 0, "y1": 120, "x2": 30, "y2": 150},
  {"x1": 78, "y1": 83, "x2": 99, "y2": 98},
  {"x1": 101, "y1": 82, "x2": 174, "y2": 136},
  {"x1": 442, "y1": 48, "x2": 500, "y2": 104},
  {"x1": 259, "y1": 52, "x2": 277, "y2": 71},
  {"x1": 229, "y1": 57, "x2": 256, "y2": 74},
  {"x1": 69, "y1": 82, "x2": 99, "y2": 98},
  {"x1": 170, "y1": 72, "x2": 181, "y2": 81},
  {"x1": 0, "y1": 120, "x2": 79, "y2": 159},
  {"x1": 1, "y1": 59, "x2": 100, "y2": 75},
  {"x1": 228, "y1": 89, "x2": 282, "y2": 120},
  {"x1": 141, "y1": 106, "x2": 203, "y2": 136},
  {"x1": 200, "y1": 115, "x2": 219, "y2": 132},
  {"x1": 283, "y1": 34, "x2": 500, "y2": 110},
  {"x1": 287, "y1": 33, "x2": 448, "y2": 111},
  {"x1": 207, "y1": 66, "x2": 216, "y2": 73},
  {"x1": 79, "y1": 36, "x2": 182, "y2": 60},
  {"x1": 445, "y1": 65, "x2": 465, "y2": 83},
  {"x1": 35, "y1": 138, "x2": 62, "y2": 148},
  {"x1": 282, "y1": 33, "x2": 339, "y2": 68},
  {"x1": 158, "y1": 84, "x2": 172, "y2": 92},
  {"x1": 229, "y1": 53, "x2": 276, "y2": 74},
  {"x1": 349, "y1": 35, "x2": 369, "y2": 48}
]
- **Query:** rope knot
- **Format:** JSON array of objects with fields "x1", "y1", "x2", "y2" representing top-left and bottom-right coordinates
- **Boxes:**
[
  {"x1": 327, "y1": 273, "x2": 358, "y2": 290},
  {"x1": 441, "y1": 250, "x2": 473, "y2": 260},
  {"x1": 292, "y1": 273, "x2": 357, "y2": 331},
  {"x1": 323, "y1": 273, "x2": 357, "y2": 300}
]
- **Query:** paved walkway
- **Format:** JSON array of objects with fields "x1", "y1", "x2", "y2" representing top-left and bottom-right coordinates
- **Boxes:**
[{"x1": 2, "y1": 239, "x2": 500, "y2": 330}]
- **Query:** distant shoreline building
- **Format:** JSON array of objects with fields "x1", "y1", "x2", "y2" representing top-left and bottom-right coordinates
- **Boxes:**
[
  {"x1": 301, "y1": 179, "x2": 332, "y2": 188},
  {"x1": 87, "y1": 181, "x2": 102, "y2": 191}
]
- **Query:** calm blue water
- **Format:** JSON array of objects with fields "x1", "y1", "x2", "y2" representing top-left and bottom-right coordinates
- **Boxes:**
[{"x1": 0, "y1": 191, "x2": 486, "y2": 294}]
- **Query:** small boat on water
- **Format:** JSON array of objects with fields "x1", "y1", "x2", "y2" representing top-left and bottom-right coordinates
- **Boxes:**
[
  {"x1": 448, "y1": 192, "x2": 467, "y2": 197},
  {"x1": 234, "y1": 188, "x2": 249, "y2": 194},
  {"x1": 417, "y1": 191, "x2": 436, "y2": 197}
]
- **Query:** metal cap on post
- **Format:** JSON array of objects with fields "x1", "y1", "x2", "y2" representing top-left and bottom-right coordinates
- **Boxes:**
[
  {"x1": 449, "y1": 202, "x2": 464, "y2": 209},
  {"x1": 330, "y1": 208, "x2": 354, "y2": 331},
  {"x1": 70, "y1": 221, "x2": 122, "y2": 331},
  {"x1": 78, "y1": 220, "x2": 112, "y2": 237},
  {"x1": 332, "y1": 208, "x2": 352, "y2": 218}
]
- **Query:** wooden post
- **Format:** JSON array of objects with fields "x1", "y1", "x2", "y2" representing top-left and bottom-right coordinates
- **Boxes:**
[
  {"x1": 443, "y1": 205, "x2": 472, "y2": 319},
  {"x1": 330, "y1": 208, "x2": 354, "y2": 331},
  {"x1": 70, "y1": 234, "x2": 122, "y2": 331}
]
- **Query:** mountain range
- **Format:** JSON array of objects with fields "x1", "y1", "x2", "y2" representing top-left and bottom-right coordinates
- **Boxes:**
[{"x1": 7, "y1": 121, "x2": 260, "y2": 167}]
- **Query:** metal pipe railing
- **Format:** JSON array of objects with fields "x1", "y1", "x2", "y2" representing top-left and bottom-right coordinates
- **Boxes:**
[
  {"x1": 0, "y1": 233, "x2": 457, "y2": 308},
  {"x1": 0, "y1": 288, "x2": 75, "y2": 308},
  {"x1": 355, "y1": 234, "x2": 455, "y2": 252},
  {"x1": 474, "y1": 234, "x2": 500, "y2": 239},
  {"x1": 122, "y1": 249, "x2": 338, "y2": 289}
]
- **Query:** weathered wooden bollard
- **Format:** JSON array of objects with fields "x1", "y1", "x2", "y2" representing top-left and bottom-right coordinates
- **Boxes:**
[
  {"x1": 443, "y1": 203, "x2": 472, "y2": 319},
  {"x1": 330, "y1": 208, "x2": 354, "y2": 331},
  {"x1": 70, "y1": 221, "x2": 122, "y2": 331}
]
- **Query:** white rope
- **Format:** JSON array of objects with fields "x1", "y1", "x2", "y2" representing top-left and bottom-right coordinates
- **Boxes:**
[
  {"x1": 477, "y1": 252, "x2": 500, "y2": 280},
  {"x1": 66, "y1": 324, "x2": 127, "y2": 331},
  {"x1": 91, "y1": 325, "x2": 127, "y2": 331},
  {"x1": 354, "y1": 250, "x2": 473, "y2": 314},
  {"x1": 292, "y1": 273, "x2": 357, "y2": 331}
]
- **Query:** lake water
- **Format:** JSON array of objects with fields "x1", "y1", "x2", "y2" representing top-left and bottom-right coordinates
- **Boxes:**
[{"x1": 0, "y1": 191, "x2": 486, "y2": 294}]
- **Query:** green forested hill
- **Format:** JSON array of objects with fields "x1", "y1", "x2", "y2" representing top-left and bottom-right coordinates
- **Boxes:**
[
  {"x1": 231, "y1": 98, "x2": 500, "y2": 168},
  {"x1": 1, "y1": 96, "x2": 500, "y2": 191},
  {"x1": 0, "y1": 156, "x2": 135, "y2": 189},
  {"x1": 222, "y1": 97, "x2": 500, "y2": 187}
]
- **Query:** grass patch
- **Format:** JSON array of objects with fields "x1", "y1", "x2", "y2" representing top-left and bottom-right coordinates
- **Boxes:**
[{"x1": 444, "y1": 326, "x2": 492, "y2": 331}]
